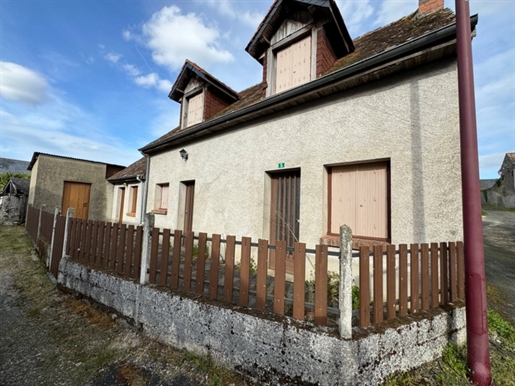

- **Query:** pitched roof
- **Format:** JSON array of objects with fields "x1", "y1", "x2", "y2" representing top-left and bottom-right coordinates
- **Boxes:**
[
  {"x1": 169, "y1": 60, "x2": 239, "y2": 103},
  {"x1": 1, "y1": 177, "x2": 30, "y2": 196},
  {"x1": 246, "y1": 0, "x2": 354, "y2": 62},
  {"x1": 141, "y1": 8, "x2": 474, "y2": 155},
  {"x1": 0, "y1": 157, "x2": 30, "y2": 174},
  {"x1": 28, "y1": 152, "x2": 125, "y2": 171},
  {"x1": 108, "y1": 157, "x2": 147, "y2": 183}
]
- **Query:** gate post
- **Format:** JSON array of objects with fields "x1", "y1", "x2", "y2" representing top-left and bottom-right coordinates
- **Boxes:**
[
  {"x1": 62, "y1": 208, "x2": 75, "y2": 259},
  {"x1": 139, "y1": 213, "x2": 155, "y2": 285},
  {"x1": 36, "y1": 204, "x2": 46, "y2": 248},
  {"x1": 48, "y1": 208, "x2": 60, "y2": 268},
  {"x1": 339, "y1": 225, "x2": 353, "y2": 339}
]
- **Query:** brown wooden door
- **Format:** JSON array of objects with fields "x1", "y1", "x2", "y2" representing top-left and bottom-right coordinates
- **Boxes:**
[
  {"x1": 62, "y1": 182, "x2": 91, "y2": 220},
  {"x1": 269, "y1": 170, "x2": 300, "y2": 273},
  {"x1": 183, "y1": 181, "x2": 195, "y2": 233}
]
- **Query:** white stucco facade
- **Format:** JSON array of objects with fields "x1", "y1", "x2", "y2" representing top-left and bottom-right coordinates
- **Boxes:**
[{"x1": 146, "y1": 58, "x2": 463, "y2": 249}]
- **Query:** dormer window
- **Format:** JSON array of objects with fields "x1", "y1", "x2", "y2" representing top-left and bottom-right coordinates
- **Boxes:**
[{"x1": 183, "y1": 90, "x2": 204, "y2": 128}]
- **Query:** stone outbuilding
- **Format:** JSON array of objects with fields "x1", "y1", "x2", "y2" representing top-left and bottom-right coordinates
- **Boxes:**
[
  {"x1": 0, "y1": 177, "x2": 30, "y2": 225},
  {"x1": 483, "y1": 152, "x2": 515, "y2": 208}
]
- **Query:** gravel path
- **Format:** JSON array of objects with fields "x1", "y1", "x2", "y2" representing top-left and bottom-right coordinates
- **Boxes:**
[{"x1": 0, "y1": 226, "x2": 251, "y2": 386}]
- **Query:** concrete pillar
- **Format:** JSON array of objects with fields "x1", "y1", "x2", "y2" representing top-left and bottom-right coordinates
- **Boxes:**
[
  {"x1": 339, "y1": 225, "x2": 353, "y2": 339},
  {"x1": 139, "y1": 213, "x2": 155, "y2": 285},
  {"x1": 36, "y1": 204, "x2": 46, "y2": 245},
  {"x1": 62, "y1": 208, "x2": 75, "y2": 259}
]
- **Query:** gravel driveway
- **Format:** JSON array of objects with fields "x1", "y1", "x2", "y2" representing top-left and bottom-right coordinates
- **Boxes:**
[{"x1": 482, "y1": 208, "x2": 515, "y2": 323}]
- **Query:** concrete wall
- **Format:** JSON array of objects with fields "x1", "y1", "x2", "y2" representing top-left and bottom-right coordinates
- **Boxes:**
[
  {"x1": 28, "y1": 155, "x2": 110, "y2": 221},
  {"x1": 147, "y1": 58, "x2": 463, "y2": 251},
  {"x1": 58, "y1": 258, "x2": 466, "y2": 386}
]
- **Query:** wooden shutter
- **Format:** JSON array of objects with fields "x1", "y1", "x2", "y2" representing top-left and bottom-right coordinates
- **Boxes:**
[
  {"x1": 275, "y1": 34, "x2": 311, "y2": 93},
  {"x1": 186, "y1": 92, "x2": 204, "y2": 126}
]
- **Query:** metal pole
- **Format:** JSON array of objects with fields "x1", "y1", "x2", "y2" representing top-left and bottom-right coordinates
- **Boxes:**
[{"x1": 455, "y1": 1, "x2": 491, "y2": 384}]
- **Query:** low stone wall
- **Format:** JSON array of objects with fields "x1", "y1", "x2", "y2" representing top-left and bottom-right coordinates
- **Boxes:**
[{"x1": 58, "y1": 257, "x2": 466, "y2": 385}]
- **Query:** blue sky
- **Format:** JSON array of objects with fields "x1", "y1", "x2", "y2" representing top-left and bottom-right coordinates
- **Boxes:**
[{"x1": 0, "y1": 0, "x2": 513, "y2": 178}]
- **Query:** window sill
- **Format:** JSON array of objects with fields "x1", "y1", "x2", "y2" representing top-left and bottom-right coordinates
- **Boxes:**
[
  {"x1": 126, "y1": 212, "x2": 136, "y2": 217},
  {"x1": 152, "y1": 209, "x2": 168, "y2": 215}
]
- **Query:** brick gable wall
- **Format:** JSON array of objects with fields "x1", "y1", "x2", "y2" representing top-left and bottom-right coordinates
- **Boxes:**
[
  {"x1": 316, "y1": 27, "x2": 337, "y2": 77},
  {"x1": 204, "y1": 88, "x2": 231, "y2": 121}
]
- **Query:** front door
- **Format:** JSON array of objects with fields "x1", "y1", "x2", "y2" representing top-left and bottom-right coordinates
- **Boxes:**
[
  {"x1": 62, "y1": 181, "x2": 91, "y2": 220},
  {"x1": 183, "y1": 181, "x2": 195, "y2": 233},
  {"x1": 269, "y1": 170, "x2": 300, "y2": 274}
]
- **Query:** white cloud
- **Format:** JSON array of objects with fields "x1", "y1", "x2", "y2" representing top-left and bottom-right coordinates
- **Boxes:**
[
  {"x1": 134, "y1": 73, "x2": 172, "y2": 92},
  {"x1": 201, "y1": 0, "x2": 264, "y2": 28},
  {"x1": 0, "y1": 62, "x2": 49, "y2": 105},
  {"x1": 374, "y1": 0, "x2": 416, "y2": 27},
  {"x1": 140, "y1": 5, "x2": 233, "y2": 70},
  {"x1": 122, "y1": 63, "x2": 142, "y2": 77},
  {"x1": 105, "y1": 53, "x2": 122, "y2": 63},
  {"x1": 335, "y1": 0, "x2": 374, "y2": 36}
]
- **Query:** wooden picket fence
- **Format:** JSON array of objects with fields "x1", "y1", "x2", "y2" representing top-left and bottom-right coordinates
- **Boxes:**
[{"x1": 24, "y1": 205, "x2": 466, "y2": 331}]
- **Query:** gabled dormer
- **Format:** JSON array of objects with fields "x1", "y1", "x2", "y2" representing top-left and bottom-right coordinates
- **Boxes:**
[
  {"x1": 169, "y1": 60, "x2": 239, "y2": 129},
  {"x1": 246, "y1": 0, "x2": 354, "y2": 97}
]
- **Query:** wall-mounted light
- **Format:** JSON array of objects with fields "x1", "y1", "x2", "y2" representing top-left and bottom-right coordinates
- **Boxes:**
[{"x1": 179, "y1": 149, "x2": 188, "y2": 161}]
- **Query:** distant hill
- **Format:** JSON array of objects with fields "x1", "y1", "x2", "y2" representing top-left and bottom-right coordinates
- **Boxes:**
[{"x1": 0, "y1": 158, "x2": 31, "y2": 174}]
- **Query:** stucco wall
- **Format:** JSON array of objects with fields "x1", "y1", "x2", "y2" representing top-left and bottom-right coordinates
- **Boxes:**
[
  {"x1": 58, "y1": 258, "x2": 466, "y2": 386},
  {"x1": 147, "y1": 58, "x2": 463, "y2": 250},
  {"x1": 110, "y1": 182, "x2": 144, "y2": 225},
  {"x1": 28, "y1": 155, "x2": 110, "y2": 221}
]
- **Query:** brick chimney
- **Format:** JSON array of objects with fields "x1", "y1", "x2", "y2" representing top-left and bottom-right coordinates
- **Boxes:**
[{"x1": 419, "y1": 0, "x2": 444, "y2": 13}]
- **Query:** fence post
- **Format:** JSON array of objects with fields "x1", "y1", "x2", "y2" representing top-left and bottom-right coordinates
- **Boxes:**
[
  {"x1": 139, "y1": 213, "x2": 154, "y2": 285},
  {"x1": 62, "y1": 208, "x2": 75, "y2": 259},
  {"x1": 36, "y1": 204, "x2": 46, "y2": 249},
  {"x1": 339, "y1": 225, "x2": 353, "y2": 339},
  {"x1": 47, "y1": 208, "x2": 60, "y2": 268}
]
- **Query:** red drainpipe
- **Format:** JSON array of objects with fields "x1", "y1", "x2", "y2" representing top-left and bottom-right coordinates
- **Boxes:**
[{"x1": 455, "y1": 0, "x2": 491, "y2": 384}]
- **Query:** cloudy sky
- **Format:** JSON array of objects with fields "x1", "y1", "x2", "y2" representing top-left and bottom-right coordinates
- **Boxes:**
[{"x1": 0, "y1": 0, "x2": 513, "y2": 178}]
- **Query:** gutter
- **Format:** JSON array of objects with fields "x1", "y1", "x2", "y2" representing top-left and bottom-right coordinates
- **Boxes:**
[{"x1": 141, "y1": 14, "x2": 478, "y2": 155}]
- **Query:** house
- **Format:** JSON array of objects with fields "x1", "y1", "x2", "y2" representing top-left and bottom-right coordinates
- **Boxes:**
[
  {"x1": 107, "y1": 157, "x2": 147, "y2": 224},
  {"x1": 27, "y1": 152, "x2": 125, "y2": 221},
  {"x1": 483, "y1": 152, "x2": 515, "y2": 208},
  {"x1": 0, "y1": 177, "x2": 30, "y2": 225},
  {"x1": 138, "y1": 0, "x2": 473, "y2": 269}
]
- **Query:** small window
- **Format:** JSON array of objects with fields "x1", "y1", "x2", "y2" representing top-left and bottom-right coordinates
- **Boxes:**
[
  {"x1": 274, "y1": 34, "x2": 312, "y2": 94},
  {"x1": 127, "y1": 186, "x2": 138, "y2": 217},
  {"x1": 153, "y1": 183, "x2": 169, "y2": 215}
]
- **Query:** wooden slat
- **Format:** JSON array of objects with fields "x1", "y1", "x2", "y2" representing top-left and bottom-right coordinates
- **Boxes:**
[
  {"x1": 421, "y1": 243, "x2": 430, "y2": 311},
  {"x1": 223, "y1": 235, "x2": 235, "y2": 302},
  {"x1": 159, "y1": 229, "x2": 171, "y2": 286},
  {"x1": 80, "y1": 219, "x2": 87, "y2": 260},
  {"x1": 293, "y1": 242, "x2": 306, "y2": 320},
  {"x1": 149, "y1": 227, "x2": 160, "y2": 284},
  {"x1": 314, "y1": 244, "x2": 328, "y2": 326},
  {"x1": 103, "y1": 223, "x2": 111, "y2": 268},
  {"x1": 449, "y1": 241, "x2": 457, "y2": 301},
  {"x1": 90, "y1": 221, "x2": 99, "y2": 264},
  {"x1": 373, "y1": 246, "x2": 383, "y2": 324},
  {"x1": 410, "y1": 243, "x2": 419, "y2": 313},
  {"x1": 239, "y1": 237, "x2": 251, "y2": 306},
  {"x1": 256, "y1": 239, "x2": 268, "y2": 310},
  {"x1": 399, "y1": 244, "x2": 408, "y2": 317},
  {"x1": 133, "y1": 226, "x2": 143, "y2": 279},
  {"x1": 274, "y1": 240, "x2": 286, "y2": 315},
  {"x1": 209, "y1": 234, "x2": 221, "y2": 298},
  {"x1": 386, "y1": 245, "x2": 396, "y2": 320},
  {"x1": 359, "y1": 246, "x2": 370, "y2": 328},
  {"x1": 96, "y1": 222, "x2": 105, "y2": 266},
  {"x1": 117, "y1": 224, "x2": 127, "y2": 274},
  {"x1": 67, "y1": 218, "x2": 75, "y2": 257},
  {"x1": 170, "y1": 230, "x2": 182, "y2": 289},
  {"x1": 195, "y1": 233, "x2": 208, "y2": 295},
  {"x1": 183, "y1": 231, "x2": 194, "y2": 292},
  {"x1": 125, "y1": 225, "x2": 135, "y2": 277},
  {"x1": 430, "y1": 242, "x2": 439, "y2": 308},
  {"x1": 109, "y1": 224, "x2": 118, "y2": 270},
  {"x1": 440, "y1": 242, "x2": 449, "y2": 305},
  {"x1": 457, "y1": 241, "x2": 465, "y2": 299}
]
